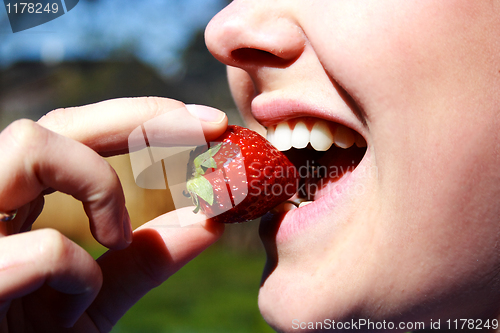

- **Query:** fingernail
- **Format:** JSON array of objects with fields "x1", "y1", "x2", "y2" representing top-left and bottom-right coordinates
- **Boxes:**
[
  {"x1": 123, "y1": 210, "x2": 133, "y2": 244},
  {"x1": 185, "y1": 104, "x2": 226, "y2": 123}
]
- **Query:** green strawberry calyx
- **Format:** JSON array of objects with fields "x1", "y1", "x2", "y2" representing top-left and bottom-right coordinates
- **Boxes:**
[{"x1": 186, "y1": 143, "x2": 222, "y2": 213}]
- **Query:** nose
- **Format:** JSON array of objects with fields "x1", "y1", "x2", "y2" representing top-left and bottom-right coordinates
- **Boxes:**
[{"x1": 205, "y1": 0, "x2": 306, "y2": 70}]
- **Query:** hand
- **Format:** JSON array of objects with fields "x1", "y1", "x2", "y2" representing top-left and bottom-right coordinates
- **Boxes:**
[{"x1": 0, "y1": 97, "x2": 228, "y2": 332}]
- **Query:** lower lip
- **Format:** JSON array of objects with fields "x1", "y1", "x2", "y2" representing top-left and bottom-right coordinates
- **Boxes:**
[{"x1": 261, "y1": 149, "x2": 372, "y2": 244}]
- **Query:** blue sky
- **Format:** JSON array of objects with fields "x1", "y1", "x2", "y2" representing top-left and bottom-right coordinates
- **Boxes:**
[{"x1": 0, "y1": 0, "x2": 226, "y2": 76}]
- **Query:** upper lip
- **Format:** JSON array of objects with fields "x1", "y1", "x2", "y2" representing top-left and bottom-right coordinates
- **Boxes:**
[{"x1": 250, "y1": 97, "x2": 367, "y2": 139}]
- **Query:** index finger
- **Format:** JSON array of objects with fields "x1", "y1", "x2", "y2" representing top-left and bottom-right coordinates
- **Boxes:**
[{"x1": 37, "y1": 97, "x2": 228, "y2": 156}]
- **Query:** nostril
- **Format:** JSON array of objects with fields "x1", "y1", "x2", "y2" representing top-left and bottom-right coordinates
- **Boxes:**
[{"x1": 231, "y1": 48, "x2": 299, "y2": 68}]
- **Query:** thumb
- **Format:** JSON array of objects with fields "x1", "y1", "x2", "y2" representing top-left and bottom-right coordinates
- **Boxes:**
[{"x1": 84, "y1": 208, "x2": 224, "y2": 332}]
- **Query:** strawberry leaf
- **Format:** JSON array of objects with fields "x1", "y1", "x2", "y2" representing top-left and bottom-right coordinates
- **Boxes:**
[
  {"x1": 186, "y1": 142, "x2": 223, "y2": 213},
  {"x1": 187, "y1": 176, "x2": 214, "y2": 206},
  {"x1": 201, "y1": 157, "x2": 217, "y2": 169},
  {"x1": 193, "y1": 143, "x2": 223, "y2": 177},
  {"x1": 209, "y1": 142, "x2": 223, "y2": 156}
]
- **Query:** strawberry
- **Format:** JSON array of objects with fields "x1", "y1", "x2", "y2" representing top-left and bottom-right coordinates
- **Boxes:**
[{"x1": 186, "y1": 125, "x2": 298, "y2": 223}]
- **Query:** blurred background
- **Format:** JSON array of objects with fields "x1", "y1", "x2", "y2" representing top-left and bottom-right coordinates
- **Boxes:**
[{"x1": 0, "y1": 1, "x2": 274, "y2": 332}]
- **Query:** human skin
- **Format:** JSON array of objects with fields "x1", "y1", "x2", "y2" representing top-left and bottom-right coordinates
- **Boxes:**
[
  {"x1": 0, "y1": 98, "x2": 227, "y2": 331},
  {"x1": 205, "y1": 0, "x2": 500, "y2": 331}
]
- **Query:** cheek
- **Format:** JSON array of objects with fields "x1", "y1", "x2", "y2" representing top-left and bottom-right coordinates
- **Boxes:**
[
  {"x1": 304, "y1": 0, "x2": 500, "y2": 122},
  {"x1": 233, "y1": 0, "x2": 500, "y2": 325},
  {"x1": 301, "y1": 0, "x2": 500, "y2": 251},
  {"x1": 374, "y1": 145, "x2": 500, "y2": 319}
]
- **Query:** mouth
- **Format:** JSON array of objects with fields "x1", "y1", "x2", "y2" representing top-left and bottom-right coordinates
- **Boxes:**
[{"x1": 267, "y1": 118, "x2": 367, "y2": 210}]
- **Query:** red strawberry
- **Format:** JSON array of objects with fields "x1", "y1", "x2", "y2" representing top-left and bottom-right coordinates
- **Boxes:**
[{"x1": 186, "y1": 125, "x2": 298, "y2": 223}]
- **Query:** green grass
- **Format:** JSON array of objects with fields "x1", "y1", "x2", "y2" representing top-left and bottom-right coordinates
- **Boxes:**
[{"x1": 86, "y1": 245, "x2": 274, "y2": 333}]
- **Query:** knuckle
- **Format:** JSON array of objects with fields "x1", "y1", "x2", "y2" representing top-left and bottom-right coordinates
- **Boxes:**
[
  {"x1": 5, "y1": 119, "x2": 48, "y2": 151},
  {"x1": 136, "y1": 259, "x2": 166, "y2": 288},
  {"x1": 135, "y1": 96, "x2": 184, "y2": 119},
  {"x1": 142, "y1": 97, "x2": 162, "y2": 117},
  {"x1": 88, "y1": 159, "x2": 122, "y2": 200},
  {"x1": 130, "y1": 246, "x2": 169, "y2": 288},
  {"x1": 36, "y1": 228, "x2": 69, "y2": 264},
  {"x1": 37, "y1": 107, "x2": 75, "y2": 135}
]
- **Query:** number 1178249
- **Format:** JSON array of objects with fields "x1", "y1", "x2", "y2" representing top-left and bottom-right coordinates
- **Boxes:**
[
  {"x1": 446, "y1": 319, "x2": 499, "y2": 330},
  {"x1": 5, "y1": 2, "x2": 59, "y2": 14}
]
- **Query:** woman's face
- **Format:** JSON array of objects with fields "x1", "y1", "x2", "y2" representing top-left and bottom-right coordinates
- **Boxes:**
[{"x1": 206, "y1": 0, "x2": 500, "y2": 330}]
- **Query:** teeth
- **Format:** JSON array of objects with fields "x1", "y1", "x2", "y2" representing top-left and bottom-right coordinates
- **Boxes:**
[
  {"x1": 273, "y1": 122, "x2": 292, "y2": 151},
  {"x1": 298, "y1": 201, "x2": 313, "y2": 208},
  {"x1": 272, "y1": 199, "x2": 313, "y2": 212},
  {"x1": 291, "y1": 121, "x2": 310, "y2": 149},
  {"x1": 266, "y1": 125, "x2": 275, "y2": 143},
  {"x1": 272, "y1": 201, "x2": 298, "y2": 213},
  {"x1": 310, "y1": 120, "x2": 334, "y2": 151},
  {"x1": 266, "y1": 119, "x2": 365, "y2": 152},
  {"x1": 334, "y1": 125, "x2": 355, "y2": 149}
]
